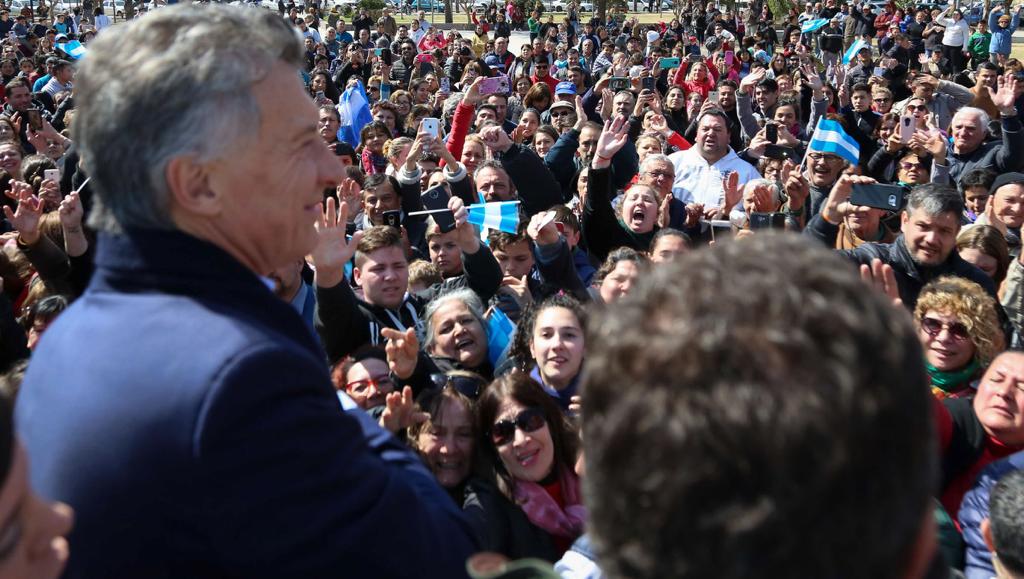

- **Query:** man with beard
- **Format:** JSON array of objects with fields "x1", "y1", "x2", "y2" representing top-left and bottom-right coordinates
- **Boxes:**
[{"x1": 839, "y1": 183, "x2": 997, "y2": 310}]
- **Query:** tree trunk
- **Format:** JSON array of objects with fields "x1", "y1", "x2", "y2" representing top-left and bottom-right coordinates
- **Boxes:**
[
  {"x1": 125, "y1": 0, "x2": 135, "y2": 19},
  {"x1": 445, "y1": 0, "x2": 452, "y2": 23}
]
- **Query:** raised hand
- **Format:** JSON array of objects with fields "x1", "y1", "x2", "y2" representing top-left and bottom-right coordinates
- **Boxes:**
[
  {"x1": 591, "y1": 115, "x2": 629, "y2": 168},
  {"x1": 311, "y1": 197, "x2": 363, "y2": 288},
  {"x1": 684, "y1": 202, "x2": 703, "y2": 228},
  {"x1": 860, "y1": 258, "x2": 903, "y2": 308},
  {"x1": 721, "y1": 170, "x2": 741, "y2": 213},
  {"x1": 449, "y1": 195, "x2": 481, "y2": 253},
  {"x1": 57, "y1": 190, "x2": 83, "y2": 230},
  {"x1": 382, "y1": 327, "x2": 419, "y2": 380},
  {"x1": 379, "y1": 385, "x2": 430, "y2": 433},
  {"x1": 526, "y1": 210, "x2": 560, "y2": 245},
  {"x1": 990, "y1": 72, "x2": 1021, "y2": 111},
  {"x1": 2, "y1": 180, "x2": 42, "y2": 245},
  {"x1": 336, "y1": 177, "x2": 362, "y2": 210},
  {"x1": 782, "y1": 160, "x2": 810, "y2": 212},
  {"x1": 479, "y1": 125, "x2": 513, "y2": 153},
  {"x1": 657, "y1": 192, "x2": 671, "y2": 229}
]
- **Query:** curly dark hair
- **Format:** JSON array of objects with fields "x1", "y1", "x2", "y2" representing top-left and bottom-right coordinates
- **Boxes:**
[{"x1": 509, "y1": 293, "x2": 588, "y2": 372}]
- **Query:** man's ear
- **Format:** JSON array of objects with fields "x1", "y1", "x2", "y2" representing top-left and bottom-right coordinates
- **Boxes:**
[
  {"x1": 353, "y1": 266, "x2": 363, "y2": 287},
  {"x1": 165, "y1": 156, "x2": 220, "y2": 218}
]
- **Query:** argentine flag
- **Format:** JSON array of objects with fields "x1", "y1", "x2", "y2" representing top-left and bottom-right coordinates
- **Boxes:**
[
  {"x1": 56, "y1": 40, "x2": 86, "y2": 60},
  {"x1": 467, "y1": 201, "x2": 519, "y2": 234},
  {"x1": 808, "y1": 118, "x2": 860, "y2": 165},
  {"x1": 843, "y1": 38, "x2": 868, "y2": 64},
  {"x1": 486, "y1": 307, "x2": 516, "y2": 367},
  {"x1": 800, "y1": 18, "x2": 828, "y2": 34},
  {"x1": 336, "y1": 81, "x2": 373, "y2": 147}
]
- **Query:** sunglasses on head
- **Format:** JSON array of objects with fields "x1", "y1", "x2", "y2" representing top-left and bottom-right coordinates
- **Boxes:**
[
  {"x1": 919, "y1": 316, "x2": 970, "y2": 341},
  {"x1": 490, "y1": 407, "x2": 546, "y2": 447},
  {"x1": 429, "y1": 373, "x2": 486, "y2": 399}
]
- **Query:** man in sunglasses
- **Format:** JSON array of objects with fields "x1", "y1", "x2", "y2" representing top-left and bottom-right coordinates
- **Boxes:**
[{"x1": 530, "y1": 54, "x2": 559, "y2": 94}]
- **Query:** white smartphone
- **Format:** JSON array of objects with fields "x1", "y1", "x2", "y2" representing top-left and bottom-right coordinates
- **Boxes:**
[
  {"x1": 43, "y1": 168, "x2": 59, "y2": 183},
  {"x1": 421, "y1": 118, "x2": 440, "y2": 139},
  {"x1": 899, "y1": 115, "x2": 915, "y2": 143}
]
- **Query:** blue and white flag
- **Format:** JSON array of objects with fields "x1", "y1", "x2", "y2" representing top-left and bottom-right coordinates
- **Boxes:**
[
  {"x1": 808, "y1": 118, "x2": 860, "y2": 165},
  {"x1": 336, "y1": 82, "x2": 373, "y2": 147},
  {"x1": 467, "y1": 201, "x2": 520, "y2": 234},
  {"x1": 800, "y1": 18, "x2": 828, "y2": 33},
  {"x1": 843, "y1": 38, "x2": 868, "y2": 64},
  {"x1": 56, "y1": 40, "x2": 85, "y2": 60},
  {"x1": 486, "y1": 307, "x2": 516, "y2": 367}
]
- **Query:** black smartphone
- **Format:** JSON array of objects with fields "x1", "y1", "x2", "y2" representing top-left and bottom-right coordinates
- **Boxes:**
[
  {"x1": 851, "y1": 183, "x2": 906, "y2": 212},
  {"x1": 25, "y1": 108, "x2": 41, "y2": 131},
  {"x1": 345, "y1": 222, "x2": 357, "y2": 236},
  {"x1": 763, "y1": 144, "x2": 796, "y2": 161},
  {"x1": 382, "y1": 209, "x2": 402, "y2": 228},
  {"x1": 641, "y1": 76, "x2": 655, "y2": 91},
  {"x1": 765, "y1": 122, "x2": 778, "y2": 144},
  {"x1": 749, "y1": 212, "x2": 786, "y2": 230},
  {"x1": 420, "y1": 185, "x2": 455, "y2": 233}
]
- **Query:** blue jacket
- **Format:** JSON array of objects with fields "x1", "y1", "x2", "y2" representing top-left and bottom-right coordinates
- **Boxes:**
[
  {"x1": 988, "y1": 8, "x2": 1022, "y2": 56},
  {"x1": 959, "y1": 450, "x2": 1024, "y2": 579},
  {"x1": 16, "y1": 229, "x2": 477, "y2": 578}
]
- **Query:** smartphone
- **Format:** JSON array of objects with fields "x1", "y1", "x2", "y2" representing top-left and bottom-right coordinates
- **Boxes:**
[
  {"x1": 43, "y1": 168, "x2": 59, "y2": 183},
  {"x1": 345, "y1": 222, "x2": 357, "y2": 236},
  {"x1": 763, "y1": 144, "x2": 796, "y2": 161},
  {"x1": 609, "y1": 77, "x2": 630, "y2": 91},
  {"x1": 421, "y1": 117, "x2": 440, "y2": 139},
  {"x1": 749, "y1": 212, "x2": 786, "y2": 230},
  {"x1": 687, "y1": 53, "x2": 702, "y2": 62},
  {"x1": 641, "y1": 76, "x2": 655, "y2": 91},
  {"x1": 25, "y1": 108, "x2": 41, "y2": 132},
  {"x1": 380, "y1": 83, "x2": 392, "y2": 100},
  {"x1": 725, "y1": 50, "x2": 734, "y2": 66},
  {"x1": 420, "y1": 185, "x2": 455, "y2": 233},
  {"x1": 899, "y1": 115, "x2": 915, "y2": 143},
  {"x1": 658, "y1": 57, "x2": 681, "y2": 68},
  {"x1": 478, "y1": 75, "x2": 510, "y2": 95},
  {"x1": 765, "y1": 122, "x2": 778, "y2": 144},
  {"x1": 851, "y1": 183, "x2": 906, "y2": 211},
  {"x1": 872, "y1": 66, "x2": 886, "y2": 78},
  {"x1": 382, "y1": 210, "x2": 402, "y2": 228},
  {"x1": 415, "y1": 53, "x2": 433, "y2": 64},
  {"x1": 439, "y1": 77, "x2": 450, "y2": 94},
  {"x1": 708, "y1": 90, "x2": 719, "y2": 104},
  {"x1": 381, "y1": 47, "x2": 392, "y2": 65}
]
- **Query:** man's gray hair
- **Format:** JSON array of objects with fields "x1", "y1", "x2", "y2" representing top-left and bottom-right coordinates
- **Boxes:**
[
  {"x1": 953, "y1": 106, "x2": 991, "y2": 132},
  {"x1": 639, "y1": 154, "x2": 673, "y2": 174},
  {"x1": 420, "y1": 288, "x2": 486, "y2": 352},
  {"x1": 473, "y1": 159, "x2": 511, "y2": 186},
  {"x1": 905, "y1": 183, "x2": 964, "y2": 218},
  {"x1": 75, "y1": 5, "x2": 304, "y2": 233}
]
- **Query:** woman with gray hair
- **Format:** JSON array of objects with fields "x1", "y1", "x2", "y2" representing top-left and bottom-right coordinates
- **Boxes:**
[{"x1": 420, "y1": 288, "x2": 494, "y2": 380}]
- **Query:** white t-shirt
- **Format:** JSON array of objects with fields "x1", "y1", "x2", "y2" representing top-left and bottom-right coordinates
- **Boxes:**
[{"x1": 668, "y1": 147, "x2": 762, "y2": 211}]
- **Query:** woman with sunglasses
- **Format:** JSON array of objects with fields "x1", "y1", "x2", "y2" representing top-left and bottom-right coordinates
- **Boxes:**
[
  {"x1": 465, "y1": 372, "x2": 584, "y2": 562},
  {"x1": 510, "y1": 295, "x2": 587, "y2": 415},
  {"x1": 914, "y1": 276, "x2": 1005, "y2": 400}
]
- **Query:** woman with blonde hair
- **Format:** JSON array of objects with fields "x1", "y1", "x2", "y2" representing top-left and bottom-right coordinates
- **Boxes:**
[{"x1": 914, "y1": 276, "x2": 1005, "y2": 399}]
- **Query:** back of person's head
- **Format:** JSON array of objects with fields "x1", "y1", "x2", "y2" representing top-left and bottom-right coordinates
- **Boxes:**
[
  {"x1": 961, "y1": 167, "x2": 997, "y2": 193},
  {"x1": 988, "y1": 470, "x2": 1024, "y2": 578},
  {"x1": 74, "y1": 5, "x2": 302, "y2": 233},
  {"x1": 408, "y1": 258, "x2": 443, "y2": 290},
  {"x1": 582, "y1": 234, "x2": 935, "y2": 579}
]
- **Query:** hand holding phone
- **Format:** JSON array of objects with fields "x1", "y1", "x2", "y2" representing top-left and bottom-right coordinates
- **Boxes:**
[
  {"x1": 421, "y1": 118, "x2": 440, "y2": 139},
  {"x1": 765, "y1": 122, "x2": 778, "y2": 144},
  {"x1": 420, "y1": 186, "x2": 455, "y2": 233},
  {"x1": 899, "y1": 115, "x2": 915, "y2": 143},
  {"x1": 850, "y1": 183, "x2": 906, "y2": 211}
]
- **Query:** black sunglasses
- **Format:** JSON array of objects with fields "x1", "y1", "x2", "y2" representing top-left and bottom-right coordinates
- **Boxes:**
[
  {"x1": 919, "y1": 316, "x2": 970, "y2": 342},
  {"x1": 490, "y1": 407, "x2": 546, "y2": 447},
  {"x1": 429, "y1": 373, "x2": 486, "y2": 399}
]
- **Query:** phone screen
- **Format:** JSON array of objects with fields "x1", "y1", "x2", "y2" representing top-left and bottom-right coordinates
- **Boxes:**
[{"x1": 850, "y1": 183, "x2": 906, "y2": 211}]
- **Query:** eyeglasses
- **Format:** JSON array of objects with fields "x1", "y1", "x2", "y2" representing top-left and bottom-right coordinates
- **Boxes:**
[
  {"x1": 906, "y1": 104, "x2": 928, "y2": 112},
  {"x1": 550, "y1": 109, "x2": 574, "y2": 117},
  {"x1": 873, "y1": 97, "x2": 891, "y2": 103},
  {"x1": 644, "y1": 170, "x2": 674, "y2": 180},
  {"x1": 429, "y1": 373, "x2": 486, "y2": 399},
  {"x1": 807, "y1": 152, "x2": 841, "y2": 163},
  {"x1": 919, "y1": 316, "x2": 970, "y2": 342},
  {"x1": 345, "y1": 374, "x2": 396, "y2": 395},
  {"x1": 900, "y1": 161, "x2": 926, "y2": 170},
  {"x1": 490, "y1": 407, "x2": 546, "y2": 447}
]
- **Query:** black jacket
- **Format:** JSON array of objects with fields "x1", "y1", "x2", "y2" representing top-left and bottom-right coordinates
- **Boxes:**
[
  {"x1": 837, "y1": 234, "x2": 998, "y2": 310},
  {"x1": 462, "y1": 477, "x2": 561, "y2": 563}
]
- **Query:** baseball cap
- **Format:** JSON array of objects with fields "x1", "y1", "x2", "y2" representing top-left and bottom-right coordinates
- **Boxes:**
[{"x1": 555, "y1": 81, "x2": 576, "y2": 95}]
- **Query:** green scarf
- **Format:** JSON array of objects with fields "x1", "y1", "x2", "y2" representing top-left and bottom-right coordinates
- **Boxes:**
[{"x1": 926, "y1": 358, "x2": 981, "y2": 393}]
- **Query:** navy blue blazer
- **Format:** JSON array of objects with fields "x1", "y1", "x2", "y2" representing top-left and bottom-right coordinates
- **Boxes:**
[{"x1": 16, "y1": 229, "x2": 476, "y2": 578}]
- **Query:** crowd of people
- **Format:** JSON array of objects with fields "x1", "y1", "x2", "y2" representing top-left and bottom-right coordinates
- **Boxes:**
[{"x1": 6, "y1": 0, "x2": 1024, "y2": 577}]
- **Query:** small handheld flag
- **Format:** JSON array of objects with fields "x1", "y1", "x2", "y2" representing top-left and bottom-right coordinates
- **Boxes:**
[
  {"x1": 842, "y1": 38, "x2": 868, "y2": 64},
  {"x1": 486, "y1": 307, "x2": 516, "y2": 367},
  {"x1": 336, "y1": 82, "x2": 373, "y2": 147},
  {"x1": 56, "y1": 40, "x2": 86, "y2": 60},
  {"x1": 808, "y1": 118, "x2": 860, "y2": 165},
  {"x1": 800, "y1": 18, "x2": 829, "y2": 33},
  {"x1": 466, "y1": 201, "x2": 520, "y2": 234}
]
